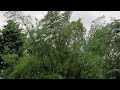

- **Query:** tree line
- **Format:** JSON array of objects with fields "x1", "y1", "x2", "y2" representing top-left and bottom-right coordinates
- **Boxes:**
[{"x1": 0, "y1": 11, "x2": 120, "y2": 79}]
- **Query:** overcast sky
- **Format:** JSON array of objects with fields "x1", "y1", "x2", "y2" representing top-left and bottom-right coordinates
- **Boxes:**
[{"x1": 1, "y1": 11, "x2": 120, "y2": 30}]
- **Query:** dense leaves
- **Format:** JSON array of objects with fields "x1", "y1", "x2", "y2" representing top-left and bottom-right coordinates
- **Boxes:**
[
  {"x1": 1, "y1": 20, "x2": 23, "y2": 56},
  {"x1": 0, "y1": 11, "x2": 120, "y2": 79}
]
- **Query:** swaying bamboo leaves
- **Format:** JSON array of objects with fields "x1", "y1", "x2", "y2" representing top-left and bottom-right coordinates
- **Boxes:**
[{"x1": 0, "y1": 11, "x2": 120, "y2": 79}]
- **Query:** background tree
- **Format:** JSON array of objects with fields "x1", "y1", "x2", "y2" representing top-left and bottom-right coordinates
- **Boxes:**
[{"x1": 2, "y1": 20, "x2": 23, "y2": 57}]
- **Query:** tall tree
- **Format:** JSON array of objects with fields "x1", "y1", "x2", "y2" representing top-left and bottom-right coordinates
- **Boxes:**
[
  {"x1": 2, "y1": 20, "x2": 23, "y2": 57},
  {"x1": 105, "y1": 19, "x2": 120, "y2": 79}
]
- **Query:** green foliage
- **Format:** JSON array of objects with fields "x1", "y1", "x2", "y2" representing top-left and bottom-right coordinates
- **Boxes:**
[
  {"x1": 104, "y1": 19, "x2": 120, "y2": 79},
  {"x1": 8, "y1": 56, "x2": 41, "y2": 79},
  {"x1": 2, "y1": 20, "x2": 23, "y2": 56},
  {"x1": 0, "y1": 35, "x2": 4, "y2": 54},
  {"x1": 1, "y1": 54, "x2": 19, "y2": 78},
  {"x1": 1, "y1": 11, "x2": 120, "y2": 79},
  {"x1": 7, "y1": 56, "x2": 63, "y2": 79}
]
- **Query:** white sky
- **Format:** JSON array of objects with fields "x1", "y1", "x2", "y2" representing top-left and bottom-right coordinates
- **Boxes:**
[{"x1": 0, "y1": 11, "x2": 120, "y2": 30}]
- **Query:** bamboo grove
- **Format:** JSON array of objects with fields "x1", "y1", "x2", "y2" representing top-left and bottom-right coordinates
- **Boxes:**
[{"x1": 0, "y1": 11, "x2": 120, "y2": 79}]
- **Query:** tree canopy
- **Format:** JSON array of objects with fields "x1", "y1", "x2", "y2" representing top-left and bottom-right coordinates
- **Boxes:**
[{"x1": 0, "y1": 11, "x2": 120, "y2": 79}]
